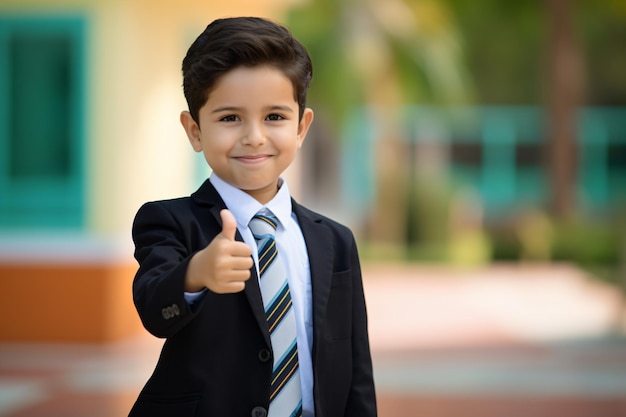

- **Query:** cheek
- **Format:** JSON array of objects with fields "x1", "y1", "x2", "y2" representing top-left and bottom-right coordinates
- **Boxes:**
[
  {"x1": 202, "y1": 129, "x2": 232, "y2": 153},
  {"x1": 278, "y1": 138, "x2": 300, "y2": 157},
  {"x1": 279, "y1": 127, "x2": 302, "y2": 150}
]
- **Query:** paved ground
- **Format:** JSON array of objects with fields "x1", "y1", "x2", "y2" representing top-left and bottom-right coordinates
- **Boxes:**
[{"x1": 1, "y1": 263, "x2": 625, "y2": 416}]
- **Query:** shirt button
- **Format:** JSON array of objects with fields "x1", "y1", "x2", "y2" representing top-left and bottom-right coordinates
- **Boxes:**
[
  {"x1": 251, "y1": 406, "x2": 267, "y2": 417},
  {"x1": 258, "y1": 348, "x2": 272, "y2": 363}
]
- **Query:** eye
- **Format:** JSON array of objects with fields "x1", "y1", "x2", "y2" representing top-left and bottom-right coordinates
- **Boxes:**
[
  {"x1": 266, "y1": 113, "x2": 285, "y2": 121},
  {"x1": 220, "y1": 115, "x2": 239, "y2": 122}
]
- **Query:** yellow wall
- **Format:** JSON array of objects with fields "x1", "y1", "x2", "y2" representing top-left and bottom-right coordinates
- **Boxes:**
[
  {"x1": 0, "y1": 0, "x2": 302, "y2": 342},
  {"x1": 89, "y1": 0, "x2": 301, "y2": 237},
  {"x1": 1, "y1": 0, "x2": 300, "y2": 237}
]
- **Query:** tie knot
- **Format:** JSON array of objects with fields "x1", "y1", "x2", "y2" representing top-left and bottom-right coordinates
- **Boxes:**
[{"x1": 249, "y1": 213, "x2": 278, "y2": 238}]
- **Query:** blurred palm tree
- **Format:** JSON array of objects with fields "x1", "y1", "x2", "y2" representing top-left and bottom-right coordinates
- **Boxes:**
[
  {"x1": 546, "y1": 0, "x2": 583, "y2": 219},
  {"x1": 286, "y1": 0, "x2": 472, "y2": 247}
]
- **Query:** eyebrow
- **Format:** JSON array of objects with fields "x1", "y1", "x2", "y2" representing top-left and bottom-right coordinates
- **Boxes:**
[{"x1": 210, "y1": 105, "x2": 295, "y2": 114}]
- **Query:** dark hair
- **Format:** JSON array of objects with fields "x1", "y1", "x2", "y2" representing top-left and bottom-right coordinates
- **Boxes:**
[{"x1": 182, "y1": 17, "x2": 313, "y2": 123}]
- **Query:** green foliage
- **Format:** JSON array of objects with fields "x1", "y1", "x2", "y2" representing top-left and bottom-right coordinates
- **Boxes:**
[
  {"x1": 406, "y1": 175, "x2": 452, "y2": 247},
  {"x1": 490, "y1": 226, "x2": 522, "y2": 261},
  {"x1": 443, "y1": 0, "x2": 626, "y2": 106},
  {"x1": 442, "y1": 0, "x2": 546, "y2": 104},
  {"x1": 286, "y1": 1, "x2": 364, "y2": 133},
  {"x1": 489, "y1": 214, "x2": 621, "y2": 268},
  {"x1": 285, "y1": 0, "x2": 472, "y2": 133},
  {"x1": 575, "y1": 0, "x2": 626, "y2": 105},
  {"x1": 551, "y1": 218, "x2": 619, "y2": 265}
]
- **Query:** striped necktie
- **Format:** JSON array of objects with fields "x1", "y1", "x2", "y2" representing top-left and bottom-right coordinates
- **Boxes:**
[{"x1": 249, "y1": 213, "x2": 302, "y2": 417}]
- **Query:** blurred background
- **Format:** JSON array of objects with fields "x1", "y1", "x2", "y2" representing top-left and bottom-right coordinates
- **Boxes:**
[{"x1": 0, "y1": 0, "x2": 625, "y2": 416}]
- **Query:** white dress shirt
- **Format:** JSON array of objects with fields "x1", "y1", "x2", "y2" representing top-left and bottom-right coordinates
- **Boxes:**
[{"x1": 186, "y1": 174, "x2": 314, "y2": 417}]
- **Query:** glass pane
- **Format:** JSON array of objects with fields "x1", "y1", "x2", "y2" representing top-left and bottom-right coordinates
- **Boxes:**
[{"x1": 9, "y1": 32, "x2": 71, "y2": 179}]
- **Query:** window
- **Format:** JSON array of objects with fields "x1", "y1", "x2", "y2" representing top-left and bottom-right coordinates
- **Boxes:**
[{"x1": 0, "y1": 16, "x2": 85, "y2": 229}]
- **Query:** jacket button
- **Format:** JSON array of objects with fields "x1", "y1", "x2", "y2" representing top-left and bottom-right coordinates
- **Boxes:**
[
  {"x1": 251, "y1": 406, "x2": 267, "y2": 417},
  {"x1": 161, "y1": 303, "x2": 180, "y2": 320},
  {"x1": 258, "y1": 349, "x2": 272, "y2": 363}
]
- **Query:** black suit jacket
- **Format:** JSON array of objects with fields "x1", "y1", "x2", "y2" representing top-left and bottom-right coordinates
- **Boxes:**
[{"x1": 129, "y1": 180, "x2": 377, "y2": 417}]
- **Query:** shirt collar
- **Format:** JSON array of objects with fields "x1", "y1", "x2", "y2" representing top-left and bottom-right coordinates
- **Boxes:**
[{"x1": 209, "y1": 174, "x2": 293, "y2": 230}]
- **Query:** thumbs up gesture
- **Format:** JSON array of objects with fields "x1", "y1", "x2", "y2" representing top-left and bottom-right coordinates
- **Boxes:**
[{"x1": 185, "y1": 209, "x2": 253, "y2": 294}]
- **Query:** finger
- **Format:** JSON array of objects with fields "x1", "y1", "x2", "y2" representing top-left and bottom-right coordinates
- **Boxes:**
[
  {"x1": 219, "y1": 252, "x2": 253, "y2": 271},
  {"x1": 226, "y1": 269, "x2": 252, "y2": 282},
  {"x1": 230, "y1": 241, "x2": 253, "y2": 257},
  {"x1": 223, "y1": 281, "x2": 247, "y2": 293},
  {"x1": 219, "y1": 209, "x2": 238, "y2": 241},
  {"x1": 213, "y1": 281, "x2": 247, "y2": 294},
  {"x1": 229, "y1": 256, "x2": 253, "y2": 272}
]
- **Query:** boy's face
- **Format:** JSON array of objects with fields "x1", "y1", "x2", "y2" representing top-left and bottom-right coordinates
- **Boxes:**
[{"x1": 181, "y1": 65, "x2": 314, "y2": 204}]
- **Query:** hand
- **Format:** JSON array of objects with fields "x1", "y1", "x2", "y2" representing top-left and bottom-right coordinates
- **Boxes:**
[{"x1": 185, "y1": 209, "x2": 253, "y2": 293}]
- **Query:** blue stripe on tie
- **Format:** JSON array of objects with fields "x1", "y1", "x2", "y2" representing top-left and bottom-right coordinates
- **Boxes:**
[
  {"x1": 270, "y1": 340, "x2": 299, "y2": 400},
  {"x1": 257, "y1": 239, "x2": 277, "y2": 275},
  {"x1": 289, "y1": 401, "x2": 303, "y2": 417},
  {"x1": 273, "y1": 339, "x2": 298, "y2": 374},
  {"x1": 265, "y1": 282, "x2": 290, "y2": 322}
]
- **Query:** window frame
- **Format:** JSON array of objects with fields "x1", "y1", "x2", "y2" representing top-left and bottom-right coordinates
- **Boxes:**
[{"x1": 0, "y1": 15, "x2": 86, "y2": 229}]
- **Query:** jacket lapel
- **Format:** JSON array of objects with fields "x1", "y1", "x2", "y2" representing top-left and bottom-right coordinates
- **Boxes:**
[
  {"x1": 193, "y1": 180, "x2": 271, "y2": 348},
  {"x1": 243, "y1": 267, "x2": 271, "y2": 347},
  {"x1": 292, "y1": 201, "x2": 333, "y2": 352}
]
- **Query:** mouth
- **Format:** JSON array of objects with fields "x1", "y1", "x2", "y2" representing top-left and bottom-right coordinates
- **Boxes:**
[{"x1": 234, "y1": 154, "x2": 271, "y2": 163}]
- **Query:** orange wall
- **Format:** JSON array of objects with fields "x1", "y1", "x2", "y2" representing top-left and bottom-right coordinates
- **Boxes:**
[{"x1": 0, "y1": 262, "x2": 142, "y2": 343}]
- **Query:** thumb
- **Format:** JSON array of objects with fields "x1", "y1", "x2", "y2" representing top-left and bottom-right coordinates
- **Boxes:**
[{"x1": 219, "y1": 209, "x2": 238, "y2": 241}]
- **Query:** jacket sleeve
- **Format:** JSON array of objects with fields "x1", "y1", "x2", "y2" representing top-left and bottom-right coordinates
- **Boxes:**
[
  {"x1": 346, "y1": 235, "x2": 378, "y2": 417},
  {"x1": 131, "y1": 201, "x2": 203, "y2": 338}
]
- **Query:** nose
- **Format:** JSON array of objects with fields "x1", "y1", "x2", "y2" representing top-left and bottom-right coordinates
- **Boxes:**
[{"x1": 242, "y1": 121, "x2": 266, "y2": 146}]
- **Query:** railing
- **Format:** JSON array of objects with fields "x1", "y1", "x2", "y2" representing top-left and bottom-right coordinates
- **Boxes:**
[{"x1": 341, "y1": 106, "x2": 626, "y2": 218}]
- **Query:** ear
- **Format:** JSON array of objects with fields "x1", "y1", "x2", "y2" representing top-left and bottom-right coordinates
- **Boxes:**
[
  {"x1": 296, "y1": 108, "x2": 314, "y2": 149},
  {"x1": 180, "y1": 111, "x2": 203, "y2": 152}
]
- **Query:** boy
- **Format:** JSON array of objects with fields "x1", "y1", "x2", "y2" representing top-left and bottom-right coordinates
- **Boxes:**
[{"x1": 130, "y1": 17, "x2": 376, "y2": 417}]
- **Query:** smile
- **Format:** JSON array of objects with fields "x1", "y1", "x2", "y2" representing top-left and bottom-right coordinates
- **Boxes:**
[{"x1": 234, "y1": 154, "x2": 271, "y2": 163}]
